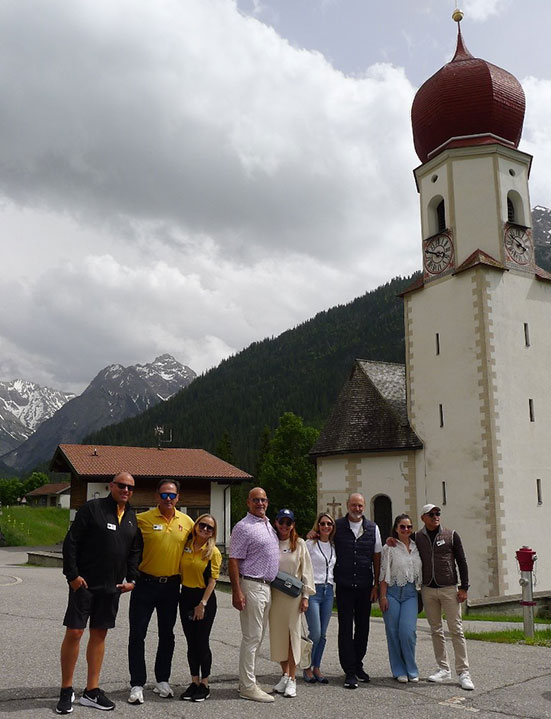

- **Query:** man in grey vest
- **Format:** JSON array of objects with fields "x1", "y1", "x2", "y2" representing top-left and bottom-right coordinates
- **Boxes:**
[
  {"x1": 333, "y1": 493, "x2": 381, "y2": 689},
  {"x1": 416, "y1": 504, "x2": 474, "y2": 691}
]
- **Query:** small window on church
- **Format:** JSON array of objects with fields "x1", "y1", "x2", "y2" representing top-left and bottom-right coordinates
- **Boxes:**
[
  {"x1": 442, "y1": 481, "x2": 447, "y2": 506},
  {"x1": 524, "y1": 323, "x2": 530, "y2": 347},
  {"x1": 537, "y1": 478, "x2": 543, "y2": 506},
  {"x1": 529, "y1": 398, "x2": 535, "y2": 422},
  {"x1": 439, "y1": 404, "x2": 444, "y2": 427},
  {"x1": 507, "y1": 197, "x2": 515, "y2": 223},
  {"x1": 436, "y1": 333, "x2": 440, "y2": 355},
  {"x1": 437, "y1": 200, "x2": 446, "y2": 232}
]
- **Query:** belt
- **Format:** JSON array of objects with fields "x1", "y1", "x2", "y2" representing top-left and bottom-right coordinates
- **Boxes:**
[
  {"x1": 139, "y1": 572, "x2": 180, "y2": 584},
  {"x1": 240, "y1": 574, "x2": 271, "y2": 584}
]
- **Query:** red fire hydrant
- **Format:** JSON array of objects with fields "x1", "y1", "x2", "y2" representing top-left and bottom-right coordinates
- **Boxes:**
[{"x1": 516, "y1": 546, "x2": 537, "y2": 637}]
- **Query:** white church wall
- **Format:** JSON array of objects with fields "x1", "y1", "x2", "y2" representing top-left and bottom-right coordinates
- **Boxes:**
[{"x1": 316, "y1": 452, "x2": 410, "y2": 522}]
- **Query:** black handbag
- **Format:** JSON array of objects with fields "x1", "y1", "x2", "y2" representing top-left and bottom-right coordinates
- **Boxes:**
[{"x1": 271, "y1": 570, "x2": 302, "y2": 597}]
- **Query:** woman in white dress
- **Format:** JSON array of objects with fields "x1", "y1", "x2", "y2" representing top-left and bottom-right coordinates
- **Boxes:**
[
  {"x1": 269, "y1": 508, "x2": 315, "y2": 698},
  {"x1": 379, "y1": 513, "x2": 422, "y2": 683},
  {"x1": 303, "y1": 512, "x2": 336, "y2": 684}
]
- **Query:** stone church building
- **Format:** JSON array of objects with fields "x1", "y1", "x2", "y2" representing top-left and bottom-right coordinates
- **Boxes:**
[{"x1": 310, "y1": 19, "x2": 551, "y2": 601}]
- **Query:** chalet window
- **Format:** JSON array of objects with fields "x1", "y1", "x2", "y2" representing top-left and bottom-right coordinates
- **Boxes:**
[
  {"x1": 442, "y1": 480, "x2": 447, "y2": 506},
  {"x1": 439, "y1": 404, "x2": 444, "y2": 427},
  {"x1": 524, "y1": 322, "x2": 530, "y2": 347},
  {"x1": 436, "y1": 332, "x2": 440, "y2": 355},
  {"x1": 537, "y1": 478, "x2": 543, "y2": 506},
  {"x1": 529, "y1": 398, "x2": 535, "y2": 422}
]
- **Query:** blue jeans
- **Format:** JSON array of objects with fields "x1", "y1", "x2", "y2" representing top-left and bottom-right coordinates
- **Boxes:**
[
  {"x1": 383, "y1": 582, "x2": 418, "y2": 679},
  {"x1": 305, "y1": 583, "x2": 334, "y2": 668}
]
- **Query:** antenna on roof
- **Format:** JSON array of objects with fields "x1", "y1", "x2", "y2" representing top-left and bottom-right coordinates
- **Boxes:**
[{"x1": 154, "y1": 425, "x2": 173, "y2": 450}]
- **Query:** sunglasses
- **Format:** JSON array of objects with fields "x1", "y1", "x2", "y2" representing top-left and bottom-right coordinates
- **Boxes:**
[
  {"x1": 319, "y1": 521, "x2": 334, "y2": 527},
  {"x1": 427, "y1": 512, "x2": 441, "y2": 518},
  {"x1": 114, "y1": 482, "x2": 134, "y2": 491},
  {"x1": 159, "y1": 492, "x2": 177, "y2": 500},
  {"x1": 277, "y1": 518, "x2": 293, "y2": 526},
  {"x1": 198, "y1": 522, "x2": 215, "y2": 533},
  {"x1": 250, "y1": 497, "x2": 268, "y2": 503},
  {"x1": 398, "y1": 524, "x2": 413, "y2": 530}
]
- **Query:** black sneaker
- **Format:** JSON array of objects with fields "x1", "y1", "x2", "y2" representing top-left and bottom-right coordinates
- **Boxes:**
[
  {"x1": 192, "y1": 684, "x2": 210, "y2": 702},
  {"x1": 56, "y1": 687, "x2": 75, "y2": 714},
  {"x1": 344, "y1": 674, "x2": 358, "y2": 689},
  {"x1": 180, "y1": 682, "x2": 198, "y2": 701},
  {"x1": 79, "y1": 688, "x2": 115, "y2": 711},
  {"x1": 356, "y1": 668, "x2": 370, "y2": 683}
]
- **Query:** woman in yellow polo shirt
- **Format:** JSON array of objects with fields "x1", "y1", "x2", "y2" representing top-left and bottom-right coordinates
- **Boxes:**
[{"x1": 179, "y1": 514, "x2": 222, "y2": 703}]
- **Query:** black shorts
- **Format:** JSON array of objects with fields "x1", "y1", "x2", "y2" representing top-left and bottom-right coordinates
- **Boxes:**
[{"x1": 63, "y1": 587, "x2": 121, "y2": 630}]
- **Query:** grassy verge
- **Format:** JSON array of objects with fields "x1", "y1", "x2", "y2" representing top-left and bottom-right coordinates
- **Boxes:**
[
  {"x1": 464, "y1": 611, "x2": 551, "y2": 623},
  {"x1": 465, "y1": 628, "x2": 551, "y2": 647},
  {"x1": 0, "y1": 506, "x2": 69, "y2": 546}
]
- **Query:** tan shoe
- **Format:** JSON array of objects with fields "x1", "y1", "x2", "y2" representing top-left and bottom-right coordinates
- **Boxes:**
[{"x1": 239, "y1": 685, "x2": 275, "y2": 703}]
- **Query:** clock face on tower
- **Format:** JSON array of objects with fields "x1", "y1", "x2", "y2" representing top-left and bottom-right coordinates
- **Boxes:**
[
  {"x1": 504, "y1": 224, "x2": 533, "y2": 267},
  {"x1": 423, "y1": 232, "x2": 454, "y2": 277}
]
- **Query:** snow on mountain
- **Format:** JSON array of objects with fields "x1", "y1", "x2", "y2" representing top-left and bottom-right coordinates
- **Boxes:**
[
  {"x1": 0, "y1": 354, "x2": 196, "y2": 472},
  {"x1": 0, "y1": 380, "x2": 75, "y2": 455}
]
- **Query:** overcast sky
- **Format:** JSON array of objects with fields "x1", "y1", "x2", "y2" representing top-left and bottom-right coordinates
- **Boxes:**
[{"x1": 1, "y1": 0, "x2": 550, "y2": 393}]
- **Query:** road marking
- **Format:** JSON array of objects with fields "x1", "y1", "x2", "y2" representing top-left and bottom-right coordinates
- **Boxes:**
[
  {"x1": 0, "y1": 574, "x2": 23, "y2": 586},
  {"x1": 439, "y1": 696, "x2": 479, "y2": 712}
]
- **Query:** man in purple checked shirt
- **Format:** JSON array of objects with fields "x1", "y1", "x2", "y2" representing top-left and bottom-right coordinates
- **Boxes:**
[{"x1": 228, "y1": 486, "x2": 279, "y2": 703}]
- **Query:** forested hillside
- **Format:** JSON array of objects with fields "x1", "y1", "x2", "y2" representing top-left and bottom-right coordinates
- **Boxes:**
[{"x1": 85, "y1": 274, "x2": 416, "y2": 473}]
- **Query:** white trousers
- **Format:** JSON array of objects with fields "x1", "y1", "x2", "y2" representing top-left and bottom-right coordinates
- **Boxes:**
[{"x1": 238, "y1": 578, "x2": 272, "y2": 690}]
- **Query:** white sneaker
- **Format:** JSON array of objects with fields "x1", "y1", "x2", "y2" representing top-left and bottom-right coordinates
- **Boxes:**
[
  {"x1": 396, "y1": 676, "x2": 408, "y2": 683},
  {"x1": 153, "y1": 681, "x2": 174, "y2": 698},
  {"x1": 283, "y1": 678, "x2": 296, "y2": 697},
  {"x1": 459, "y1": 672, "x2": 475, "y2": 690},
  {"x1": 273, "y1": 674, "x2": 289, "y2": 694},
  {"x1": 428, "y1": 668, "x2": 452, "y2": 683},
  {"x1": 128, "y1": 686, "x2": 144, "y2": 704},
  {"x1": 409, "y1": 676, "x2": 419, "y2": 683}
]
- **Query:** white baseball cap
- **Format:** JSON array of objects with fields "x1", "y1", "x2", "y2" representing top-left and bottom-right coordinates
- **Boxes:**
[{"x1": 421, "y1": 504, "x2": 440, "y2": 515}]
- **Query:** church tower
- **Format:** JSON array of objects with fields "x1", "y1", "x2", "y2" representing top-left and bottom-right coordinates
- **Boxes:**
[{"x1": 404, "y1": 11, "x2": 551, "y2": 598}]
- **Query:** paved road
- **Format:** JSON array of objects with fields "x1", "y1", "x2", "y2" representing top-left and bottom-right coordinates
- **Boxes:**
[{"x1": 1, "y1": 546, "x2": 550, "y2": 718}]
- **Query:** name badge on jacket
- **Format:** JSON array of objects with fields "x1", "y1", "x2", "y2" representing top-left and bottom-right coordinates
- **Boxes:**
[
  {"x1": 107, "y1": 523, "x2": 117, "y2": 531},
  {"x1": 436, "y1": 539, "x2": 445, "y2": 547},
  {"x1": 153, "y1": 525, "x2": 163, "y2": 531}
]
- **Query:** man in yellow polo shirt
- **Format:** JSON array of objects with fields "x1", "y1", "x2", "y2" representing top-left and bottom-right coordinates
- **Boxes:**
[{"x1": 127, "y1": 479, "x2": 193, "y2": 705}]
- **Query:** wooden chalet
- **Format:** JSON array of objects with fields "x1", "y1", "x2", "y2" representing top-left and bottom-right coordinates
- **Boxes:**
[{"x1": 50, "y1": 443, "x2": 252, "y2": 549}]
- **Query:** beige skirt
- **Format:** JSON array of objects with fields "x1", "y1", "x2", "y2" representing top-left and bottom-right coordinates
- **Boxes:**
[{"x1": 269, "y1": 588, "x2": 302, "y2": 663}]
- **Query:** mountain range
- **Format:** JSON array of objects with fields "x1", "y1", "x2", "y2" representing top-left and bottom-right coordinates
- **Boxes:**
[
  {"x1": 3, "y1": 206, "x2": 550, "y2": 478},
  {"x1": 0, "y1": 381, "x2": 75, "y2": 456},
  {"x1": 0, "y1": 354, "x2": 195, "y2": 473}
]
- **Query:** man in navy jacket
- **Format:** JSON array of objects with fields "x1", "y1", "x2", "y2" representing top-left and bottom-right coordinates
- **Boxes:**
[{"x1": 333, "y1": 493, "x2": 382, "y2": 689}]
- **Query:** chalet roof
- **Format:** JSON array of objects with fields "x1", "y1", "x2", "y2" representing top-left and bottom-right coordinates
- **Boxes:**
[
  {"x1": 25, "y1": 482, "x2": 70, "y2": 497},
  {"x1": 50, "y1": 444, "x2": 251, "y2": 483},
  {"x1": 309, "y1": 360, "x2": 422, "y2": 458}
]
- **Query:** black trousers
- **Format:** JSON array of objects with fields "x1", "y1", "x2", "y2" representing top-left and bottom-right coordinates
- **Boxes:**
[
  {"x1": 179, "y1": 587, "x2": 217, "y2": 678},
  {"x1": 128, "y1": 579, "x2": 180, "y2": 686},
  {"x1": 336, "y1": 585, "x2": 372, "y2": 675}
]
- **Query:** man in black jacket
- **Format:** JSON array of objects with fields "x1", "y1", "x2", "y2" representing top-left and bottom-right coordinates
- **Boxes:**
[
  {"x1": 334, "y1": 493, "x2": 381, "y2": 689},
  {"x1": 56, "y1": 472, "x2": 141, "y2": 714}
]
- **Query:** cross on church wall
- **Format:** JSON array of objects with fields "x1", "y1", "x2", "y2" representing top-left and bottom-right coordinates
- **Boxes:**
[{"x1": 326, "y1": 496, "x2": 343, "y2": 518}]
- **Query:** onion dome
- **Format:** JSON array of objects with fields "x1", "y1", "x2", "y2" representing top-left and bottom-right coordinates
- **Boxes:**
[{"x1": 411, "y1": 12, "x2": 525, "y2": 164}]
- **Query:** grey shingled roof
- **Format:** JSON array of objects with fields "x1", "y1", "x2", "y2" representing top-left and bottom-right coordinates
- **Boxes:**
[{"x1": 310, "y1": 359, "x2": 422, "y2": 457}]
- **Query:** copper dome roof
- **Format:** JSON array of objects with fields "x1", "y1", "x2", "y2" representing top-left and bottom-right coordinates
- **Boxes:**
[{"x1": 411, "y1": 26, "x2": 525, "y2": 163}]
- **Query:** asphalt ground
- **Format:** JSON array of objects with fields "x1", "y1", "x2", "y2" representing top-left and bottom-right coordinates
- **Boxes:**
[{"x1": 1, "y1": 546, "x2": 550, "y2": 718}]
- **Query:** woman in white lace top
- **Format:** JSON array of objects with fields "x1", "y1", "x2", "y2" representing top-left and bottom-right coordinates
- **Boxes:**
[{"x1": 379, "y1": 513, "x2": 422, "y2": 683}]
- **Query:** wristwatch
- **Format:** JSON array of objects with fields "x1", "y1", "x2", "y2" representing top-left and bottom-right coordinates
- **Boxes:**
[{"x1": 200, "y1": 599, "x2": 207, "y2": 607}]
